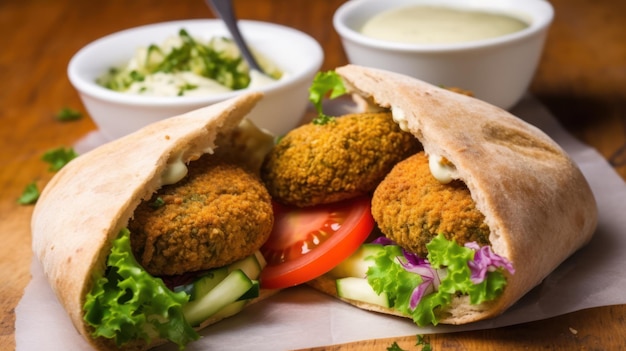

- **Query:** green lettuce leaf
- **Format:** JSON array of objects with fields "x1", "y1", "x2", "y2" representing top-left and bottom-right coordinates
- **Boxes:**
[
  {"x1": 308, "y1": 70, "x2": 347, "y2": 123},
  {"x1": 367, "y1": 234, "x2": 508, "y2": 326},
  {"x1": 83, "y1": 229, "x2": 198, "y2": 349},
  {"x1": 367, "y1": 245, "x2": 424, "y2": 314}
]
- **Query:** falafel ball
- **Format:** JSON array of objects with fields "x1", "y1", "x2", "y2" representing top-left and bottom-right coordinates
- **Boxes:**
[
  {"x1": 129, "y1": 155, "x2": 273, "y2": 276},
  {"x1": 371, "y1": 151, "x2": 490, "y2": 257},
  {"x1": 261, "y1": 112, "x2": 422, "y2": 207}
]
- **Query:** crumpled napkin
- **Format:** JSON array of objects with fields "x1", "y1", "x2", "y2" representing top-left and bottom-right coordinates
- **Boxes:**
[{"x1": 15, "y1": 95, "x2": 626, "y2": 351}]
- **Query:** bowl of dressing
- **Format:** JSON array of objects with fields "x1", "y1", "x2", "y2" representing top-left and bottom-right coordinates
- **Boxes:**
[
  {"x1": 68, "y1": 19, "x2": 324, "y2": 140},
  {"x1": 333, "y1": 0, "x2": 553, "y2": 110}
]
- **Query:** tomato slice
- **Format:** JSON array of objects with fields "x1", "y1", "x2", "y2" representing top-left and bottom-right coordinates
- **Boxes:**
[{"x1": 260, "y1": 196, "x2": 375, "y2": 289}]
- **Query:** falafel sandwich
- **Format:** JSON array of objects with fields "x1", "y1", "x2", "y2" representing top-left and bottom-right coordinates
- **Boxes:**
[
  {"x1": 262, "y1": 65, "x2": 598, "y2": 326},
  {"x1": 31, "y1": 92, "x2": 276, "y2": 350}
]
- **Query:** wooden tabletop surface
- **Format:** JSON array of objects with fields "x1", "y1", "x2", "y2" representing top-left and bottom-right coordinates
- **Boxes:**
[{"x1": 1, "y1": 0, "x2": 625, "y2": 350}]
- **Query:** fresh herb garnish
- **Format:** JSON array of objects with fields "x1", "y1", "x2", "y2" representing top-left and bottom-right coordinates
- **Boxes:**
[
  {"x1": 42, "y1": 147, "x2": 78, "y2": 172},
  {"x1": 99, "y1": 29, "x2": 274, "y2": 93},
  {"x1": 417, "y1": 335, "x2": 432, "y2": 351},
  {"x1": 129, "y1": 70, "x2": 145, "y2": 82},
  {"x1": 178, "y1": 83, "x2": 198, "y2": 96},
  {"x1": 19, "y1": 147, "x2": 79, "y2": 205},
  {"x1": 55, "y1": 107, "x2": 82, "y2": 121},
  {"x1": 18, "y1": 182, "x2": 40, "y2": 205},
  {"x1": 386, "y1": 335, "x2": 432, "y2": 351},
  {"x1": 387, "y1": 341, "x2": 406, "y2": 351},
  {"x1": 149, "y1": 197, "x2": 165, "y2": 209},
  {"x1": 311, "y1": 114, "x2": 336, "y2": 126},
  {"x1": 308, "y1": 70, "x2": 347, "y2": 124}
]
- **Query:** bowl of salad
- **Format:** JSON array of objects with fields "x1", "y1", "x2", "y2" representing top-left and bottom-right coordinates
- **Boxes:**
[{"x1": 68, "y1": 19, "x2": 324, "y2": 140}]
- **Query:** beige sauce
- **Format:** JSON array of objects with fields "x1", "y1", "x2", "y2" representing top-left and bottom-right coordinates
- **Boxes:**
[{"x1": 360, "y1": 6, "x2": 528, "y2": 44}]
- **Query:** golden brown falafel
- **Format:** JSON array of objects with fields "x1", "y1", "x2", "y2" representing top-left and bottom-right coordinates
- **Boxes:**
[
  {"x1": 371, "y1": 151, "x2": 490, "y2": 257},
  {"x1": 261, "y1": 112, "x2": 422, "y2": 207},
  {"x1": 129, "y1": 156, "x2": 273, "y2": 276}
]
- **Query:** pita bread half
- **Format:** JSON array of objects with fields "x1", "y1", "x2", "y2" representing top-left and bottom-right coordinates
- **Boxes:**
[
  {"x1": 309, "y1": 65, "x2": 598, "y2": 325},
  {"x1": 31, "y1": 92, "x2": 271, "y2": 350}
]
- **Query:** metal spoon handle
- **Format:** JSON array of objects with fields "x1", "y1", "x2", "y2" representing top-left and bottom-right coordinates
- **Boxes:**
[{"x1": 206, "y1": 0, "x2": 264, "y2": 73}]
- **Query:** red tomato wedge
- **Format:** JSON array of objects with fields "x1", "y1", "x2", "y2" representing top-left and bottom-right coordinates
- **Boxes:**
[{"x1": 260, "y1": 196, "x2": 375, "y2": 289}]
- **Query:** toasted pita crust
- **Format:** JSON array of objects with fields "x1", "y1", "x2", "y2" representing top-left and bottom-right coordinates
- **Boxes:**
[
  {"x1": 31, "y1": 92, "x2": 277, "y2": 350},
  {"x1": 309, "y1": 65, "x2": 598, "y2": 324}
]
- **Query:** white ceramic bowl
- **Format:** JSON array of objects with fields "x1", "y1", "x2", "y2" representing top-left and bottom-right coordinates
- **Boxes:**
[
  {"x1": 333, "y1": 0, "x2": 553, "y2": 110},
  {"x1": 68, "y1": 19, "x2": 324, "y2": 140}
]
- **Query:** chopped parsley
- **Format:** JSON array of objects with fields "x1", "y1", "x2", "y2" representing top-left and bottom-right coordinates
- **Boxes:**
[
  {"x1": 19, "y1": 147, "x2": 79, "y2": 205},
  {"x1": 311, "y1": 114, "x2": 336, "y2": 126},
  {"x1": 149, "y1": 196, "x2": 165, "y2": 209},
  {"x1": 98, "y1": 29, "x2": 281, "y2": 94},
  {"x1": 17, "y1": 182, "x2": 40, "y2": 205},
  {"x1": 387, "y1": 335, "x2": 432, "y2": 351},
  {"x1": 387, "y1": 342, "x2": 407, "y2": 351},
  {"x1": 55, "y1": 107, "x2": 82, "y2": 121},
  {"x1": 42, "y1": 147, "x2": 78, "y2": 172},
  {"x1": 417, "y1": 335, "x2": 432, "y2": 351},
  {"x1": 178, "y1": 83, "x2": 198, "y2": 96}
]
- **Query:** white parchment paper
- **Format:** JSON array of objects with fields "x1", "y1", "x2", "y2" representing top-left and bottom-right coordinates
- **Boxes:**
[{"x1": 15, "y1": 95, "x2": 626, "y2": 350}]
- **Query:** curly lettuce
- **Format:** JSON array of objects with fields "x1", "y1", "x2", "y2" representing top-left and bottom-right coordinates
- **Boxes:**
[
  {"x1": 367, "y1": 234, "x2": 511, "y2": 326},
  {"x1": 83, "y1": 229, "x2": 198, "y2": 349},
  {"x1": 308, "y1": 70, "x2": 347, "y2": 123}
]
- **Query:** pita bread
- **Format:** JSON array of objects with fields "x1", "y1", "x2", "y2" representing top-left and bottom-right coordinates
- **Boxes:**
[
  {"x1": 309, "y1": 65, "x2": 598, "y2": 324},
  {"x1": 31, "y1": 92, "x2": 276, "y2": 350}
]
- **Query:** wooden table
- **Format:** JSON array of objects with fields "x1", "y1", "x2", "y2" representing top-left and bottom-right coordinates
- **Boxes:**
[{"x1": 1, "y1": 0, "x2": 624, "y2": 349}]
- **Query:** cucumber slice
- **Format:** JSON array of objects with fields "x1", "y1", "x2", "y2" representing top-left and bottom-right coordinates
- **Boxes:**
[
  {"x1": 188, "y1": 251, "x2": 264, "y2": 301},
  {"x1": 228, "y1": 252, "x2": 263, "y2": 280},
  {"x1": 328, "y1": 244, "x2": 384, "y2": 278},
  {"x1": 336, "y1": 277, "x2": 390, "y2": 308},
  {"x1": 211, "y1": 300, "x2": 248, "y2": 321},
  {"x1": 190, "y1": 267, "x2": 229, "y2": 301},
  {"x1": 237, "y1": 280, "x2": 260, "y2": 301},
  {"x1": 183, "y1": 269, "x2": 254, "y2": 326}
]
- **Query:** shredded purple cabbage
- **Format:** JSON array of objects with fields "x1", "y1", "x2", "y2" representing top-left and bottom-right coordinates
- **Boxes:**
[
  {"x1": 371, "y1": 237, "x2": 440, "y2": 309},
  {"x1": 371, "y1": 236, "x2": 514, "y2": 310},
  {"x1": 398, "y1": 257, "x2": 440, "y2": 310},
  {"x1": 465, "y1": 242, "x2": 515, "y2": 284},
  {"x1": 371, "y1": 236, "x2": 395, "y2": 246}
]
